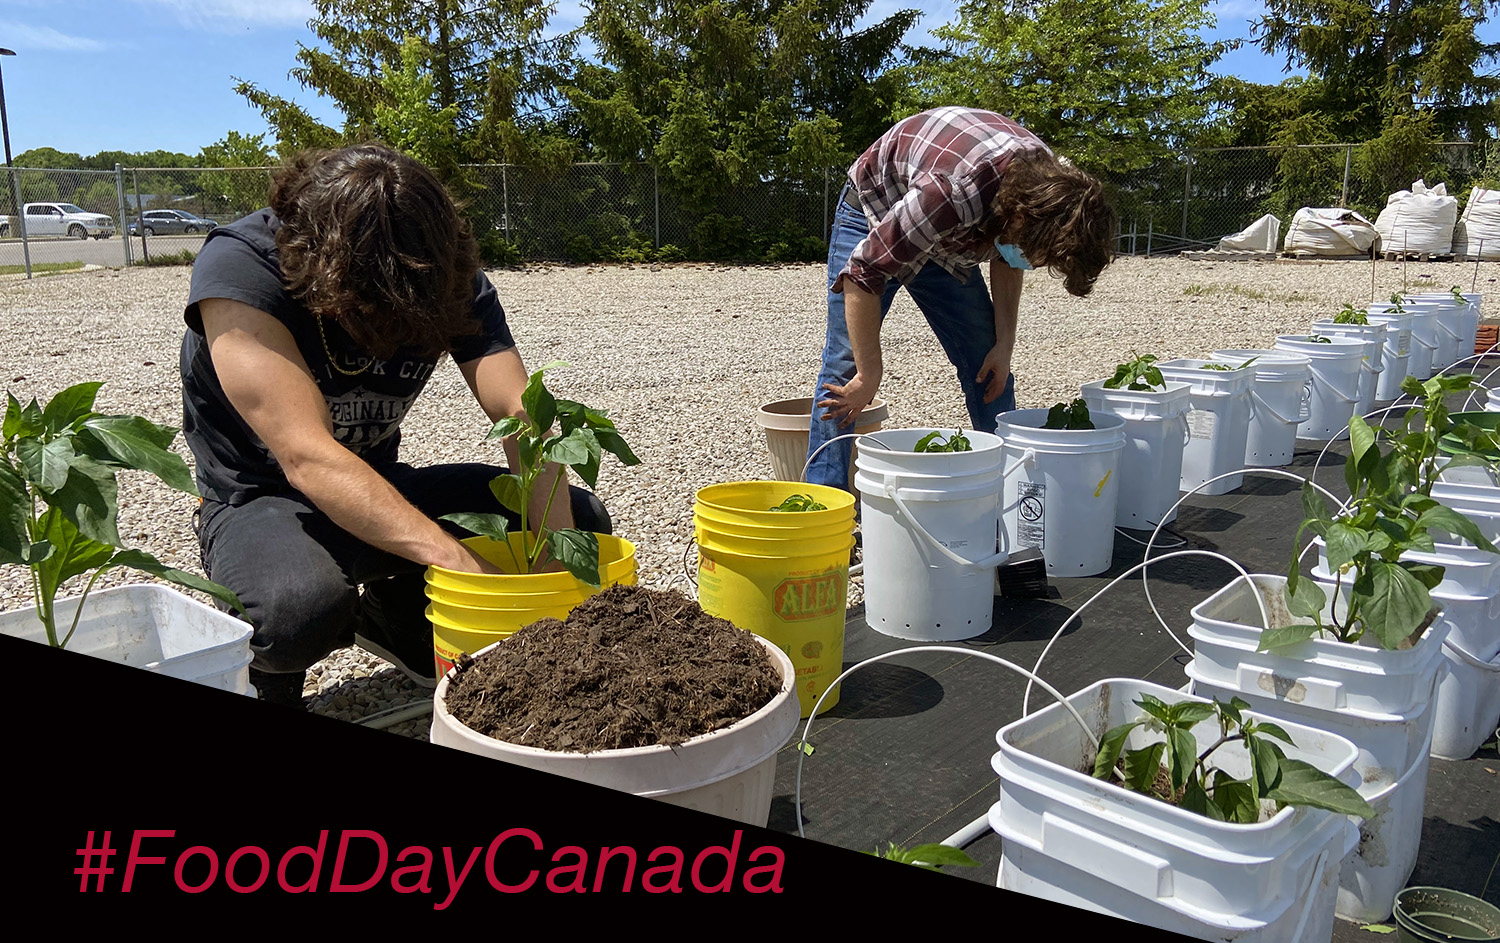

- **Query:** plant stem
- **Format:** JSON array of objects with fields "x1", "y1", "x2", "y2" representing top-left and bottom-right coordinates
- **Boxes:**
[
  {"x1": 527, "y1": 470, "x2": 566, "y2": 569},
  {"x1": 62, "y1": 564, "x2": 114, "y2": 649},
  {"x1": 1191, "y1": 731, "x2": 1242, "y2": 786}
]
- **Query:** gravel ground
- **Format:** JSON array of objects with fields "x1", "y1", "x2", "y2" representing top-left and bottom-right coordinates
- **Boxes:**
[{"x1": 3, "y1": 256, "x2": 1497, "y2": 735}]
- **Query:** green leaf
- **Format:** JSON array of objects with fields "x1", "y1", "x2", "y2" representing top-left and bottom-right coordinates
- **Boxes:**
[
  {"x1": 1359, "y1": 925, "x2": 1397, "y2": 935},
  {"x1": 34, "y1": 507, "x2": 114, "y2": 606},
  {"x1": 1134, "y1": 693, "x2": 1173, "y2": 723},
  {"x1": 1300, "y1": 480, "x2": 1333, "y2": 527},
  {"x1": 1285, "y1": 569, "x2": 1327, "y2": 619},
  {"x1": 40, "y1": 382, "x2": 104, "y2": 433},
  {"x1": 1266, "y1": 758, "x2": 1375, "y2": 817},
  {"x1": 521, "y1": 367, "x2": 558, "y2": 435},
  {"x1": 1180, "y1": 780, "x2": 1223, "y2": 819},
  {"x1": 1258, "y1": 624, "x2": 1321, "y2": 651},
  {"x1": 49, "y1": 458, "x2": 121, "y2": 547},
  {"x1": 1122, "y1": 741, "x2": 1166, "y2": 794},
  {"x1": 1169, "y1": 702, "x2": 1216, "y2": 727},
  {"x1": 4, "y1": 394, "x2": 45, "y2": 440},
  {"x1": 593, "y1": 427, "x2": 640, "y2": 466},
  {"x1": 488, "y1": 475, "x2": 527, "y2": 515},
  {"x1": 1364, "y1": 561, "x2": 1433, "y2": 650},
  {"x1": 0, "y1": 459, "x2": 31, "y2": 565},
  {"x1": 546, "y1": 528, "x2": 600, "y2": 588},
  {"x1": 543, "y1": 427, "x2": 600, "y2": 469},
  {"x1": 1325, "y1": 521, "x2": 1372, "y2": 571},
  {"x1": 1249, "y1": 734, "x2": 1284, "y2": 799},
  {"x1": 484, "y1": 416, "x2": 525, "y2": 441},
  {"x1": 1211, "y1": 771, "x2": 1259, "y2": 824},
  {"x1": 439, "y1": 512, "x2": 511, "y2": 544},
  {"x1": 878, "y1": 843, "x2": 981, "y2": 869},
  {"x1": 913, "y1": 431, "x2": 942, "y2": 452},
  {"x1": 80, "y1": 416, "x2": 195, "y2": 494},
  {"x1": 1166, "y1": 725, "x2": 1197, "y2": 791},
  {"x1": 1248, "y1": 721, "x2": 1296, "y2": 745},
  {"x1": 1404, "y1": 562, "x2": 1445, "y2": 591},
  {"x1": 1092, "y1": 721, "x2": 1139, "y2": 780},
  {"x1": 109, "y1": 549, "x2": 245, "y2": 615},
  {"x1": 15, "y1": 436, "x2": 76, "y2": 494},
  {"x1": 1417, "y1": 506, "x2": 1499, "y2": 553}
]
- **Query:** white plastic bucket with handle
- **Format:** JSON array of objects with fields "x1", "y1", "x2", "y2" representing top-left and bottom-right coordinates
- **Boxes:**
[
  {"x1": 997, "y1": 409, "x2": 1126, "y2": 577},
  {"x1": 1406, "y1": 304, "x2": 1442, "y2": 380},
  {"x1": 1156, "y1": 359, "x2": 1255, "y2": 494},
  {"x1": 1079, "y1": 380, "x2": 1190, "y2": 527},
  {"x1": 1363, "y1": 310, "x2": 1413, "y2": 401},
  {"x1": 1310, "y1": 320, "x2": 1386, "y2": 422},
  {"x1": 1403, "y1": 294, "x2": 1469, "y2": 371},
  {"x1": 1274, "y1": 335, "x2": 1365, "y2": 441},
  {"x1": 854, "y1": 429, "x2": 1006, "y2": 641},
  {"x1": 1211, "y1": 349, "x2": 1312, "y2": 467}
]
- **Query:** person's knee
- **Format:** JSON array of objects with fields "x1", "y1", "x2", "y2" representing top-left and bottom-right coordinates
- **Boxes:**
[
  {"x1": 570, "y1": 487, "x2": 612, "y2": 535},
  {"x1": 244, "y1": 574, "x2": 360, "y2": 674}
]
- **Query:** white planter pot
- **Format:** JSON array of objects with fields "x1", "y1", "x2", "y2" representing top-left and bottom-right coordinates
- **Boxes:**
[
  {"x1": 0, "y1": 583, "x2": 254, "y2": 695},
  {"x1": 1211, "y1": 349, "x2": 1313, "y2": 467},
  {"x1": 854, "y1": 428, "x2": 1006, "y2": 641},
  {"x1": 755, "y1": 395, "x2": 888, "y2": 490},
  {"x1": 1157, "y1": 359, "x2": 1256, "y2": 494},
  {"x1": 430, "y1": 634, "x2": 800, "y2": 826},
  {"x1": 1363, "y1": 311, "x2": 1413, "y2": 402},
  {"x1": 1402, "y1": 295, "x2": 1468, "y2": 371},
  {"x1": 990, "y1": 678, "x2": 1360, "y2": 942},
  {"x1": 997, "y1": 408, "x2": 1126, "y2": 576},
  {"x1": 1488, "y1": 388, "x2": 1500, "y2": 414},
  {"x1": 1080, "y1": 380, "x2": 1191, "y2": 525},
  {"x1": 1310, "y1": 321, "x2": 1386, "y2": 421},
  {"x1": 1274, "y1": 335, "x2": 1366, "y2": 441},
  {"x1": 1431, "y1": 635, "x2": 1500, "y2": 759}
]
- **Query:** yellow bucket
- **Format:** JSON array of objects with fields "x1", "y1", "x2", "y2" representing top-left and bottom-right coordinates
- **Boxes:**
[
  {"x1": 426, "y1": 533, "x2": 637, "y2": 677},
  {"x1": 693, "y1": 481, "x2": 854, "y2": 716}
]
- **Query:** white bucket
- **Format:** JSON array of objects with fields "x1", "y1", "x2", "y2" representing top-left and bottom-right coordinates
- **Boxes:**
[
  {"x1": 996, "y1": 409, "x2": 1126, "y2": 577},
  {"x1": 1211, "y1": 349, "x2": 1313, "y2": 467},
  {"x1": 991, "y1": 678, "x2": 1360, "y2": 943},
  {"x1": 854, "y1": 428, "x2": 1006, "y2": 641},
  {"x1": 1311, "y1": 320, "x2": 1386, "y2": 421},
  {"x1": 755, "y1": 396, "x2": 888, "y2": 490},
  {"x1": 1431, "y1": 631, "x2": 1500, "y2": 759},
  {"x1": 1274, "y1": 335, "x2": 1365, "y2": 441},
  {"x1": 1336, "y1": 729, "x2": 1434, "y2": 923},
  {"x1": 1406, "y1": 305, "x2": 1442, "y2": 380},
  {"x1": 1404, "y1": 294, "x2": 1469, "y2": 371},
  {"x1": 0, "y1": 584, "x2": 254, "y2": 695},
  {"x1": 1364, "y1": 311, "x2": 1413, "y2": 401},
  {"x1": 1157, "y1": 359, "x2": 1255, "y2": 494},
  {"x1": 1488, "y1": 388, "x2": 1500, "y2": 413},
  {"x1": 1079, "y1": 380, "x2": 1191, "y2": 526},
  {"x1": 1461, "y1": 293, "x2": 1484, "y2": 355}
]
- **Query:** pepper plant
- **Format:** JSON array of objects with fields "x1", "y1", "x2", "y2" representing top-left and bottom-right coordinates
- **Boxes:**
[
  {"x1": 913, "y1": 430, "x2": 972, "y2": 452},
  {"x1": 1092, "y1": 693, "x2": 1373, "y2": 823},
  {"x1": 442, "y1": 362, "x2": 639, "y2": 587},
  {"x1": 1279, "y1": 374, "x2": 1500, "y2": 651},
  {"x1": 1043, "y1": 399, "x2": 1094, "y2": 429},
  {"x1": 1103, "y1": 352, "x2": 1164, "y2": 391},
  {"x1": 1334, "y1": 303, "x2": 1369, "y2": 325},
  {"x1": 1, "y1": 383, "x2": 243, "y2": 648}
]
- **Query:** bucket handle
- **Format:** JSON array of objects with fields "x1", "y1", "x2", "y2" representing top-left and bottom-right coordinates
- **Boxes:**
[
  {"x1": 1413, "y1": 331, "x2": 1439, "y2": 352},
  {"x1": 1444, "y1": 635, "x2": 1500, "y2": 673},
  {"x1": 1438, "y1": 320, "x2": 1464, "y2": 340},
  {"x1": 1251, "y1": 387, "x2": 1312, "y2": 425},
  {"x1": 1002, "y1": 447, "x2": 1036, "y2": 479},
  {"x1": 884, "y1": 478, "x2": 1009, "y2": 569},
  {"x1": 1318, "y1": 373, "x2": 1361, "y2": 405},
  {"x1": 1180, "y1": 412, "x2": 1192, "y2": 446}
]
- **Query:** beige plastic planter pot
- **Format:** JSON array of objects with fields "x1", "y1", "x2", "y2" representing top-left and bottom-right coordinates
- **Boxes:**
[
  {"x1": 756, "y1": 396, "x2": 888, "y2": 489},
  {"x1": 430, "y1": 634, "x2": 800, "y2": 826}
]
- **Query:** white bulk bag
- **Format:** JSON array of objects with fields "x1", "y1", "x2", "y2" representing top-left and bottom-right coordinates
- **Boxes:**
[
  {"x1": 1217, "y1": 213, "x2": 1282, "y2": 252},
  {"x1": 1374, "y1": 179, "x2": 1458, "y2": 255},
  {"x1": 1283, "y1": 207, "x2": 1379, "y2": 255},
  {"x1": 1453, "y1": 188, "x2": 1500, "y2": 260}
]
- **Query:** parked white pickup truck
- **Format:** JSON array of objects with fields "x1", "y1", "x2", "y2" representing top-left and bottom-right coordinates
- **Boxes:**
[{"x1": 22, "y1": 202, "x2": 115, "y2": 239}]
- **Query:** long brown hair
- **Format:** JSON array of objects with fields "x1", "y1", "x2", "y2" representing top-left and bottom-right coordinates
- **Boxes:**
[
  {"x1": 989, "y1": 149, "x2": 1117, "y2": 297},
  {"x1": 270, "y1": 144, "x2": 482, "y2": 358}
]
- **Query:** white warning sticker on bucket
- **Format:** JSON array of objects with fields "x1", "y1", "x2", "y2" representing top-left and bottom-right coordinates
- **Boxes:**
[
  {"x1": 1016, "y1": 481, "x2": 1045, "y2": 549},
  {"x1": 1187, "y1": 409, "x2": 1216, "y2": 440}
]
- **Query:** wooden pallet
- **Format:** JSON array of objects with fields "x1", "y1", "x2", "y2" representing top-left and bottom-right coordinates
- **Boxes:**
[
  {"x1": 1181, "y1": 249, "x2": 1277, "y2": 261},
  {"x1": 1380, "y1": 251, "x2": 1455, "y2": 262},
  {"x1": 1280, "y1": 250, "x2": 1372, "y2": 260}
]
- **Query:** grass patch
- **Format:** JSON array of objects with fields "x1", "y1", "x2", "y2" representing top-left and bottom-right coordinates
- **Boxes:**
[
  {"x1": 0, "y1": 261, "x2": 86, "y2": 276},
  {"x1": 1183, "y1": 282, "x2": 1310, "y2": 303},
  {"x1": 135, "y1": 249, "x2": 198, "y2": 267}
]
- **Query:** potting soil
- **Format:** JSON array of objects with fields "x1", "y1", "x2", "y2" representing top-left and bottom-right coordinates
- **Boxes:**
[{"x1": 444, "y1": 585, "x2": 782, "y2": 752}]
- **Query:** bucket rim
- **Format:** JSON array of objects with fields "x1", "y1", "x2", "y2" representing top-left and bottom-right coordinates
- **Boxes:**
[{"x1": 693, "y1": 480, "x2": 857, "y2": 518}]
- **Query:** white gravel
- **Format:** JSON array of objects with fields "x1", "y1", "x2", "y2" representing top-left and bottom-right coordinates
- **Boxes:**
[{"x1": 3, "y1": 256, "x2": 1496, "y2": 732}]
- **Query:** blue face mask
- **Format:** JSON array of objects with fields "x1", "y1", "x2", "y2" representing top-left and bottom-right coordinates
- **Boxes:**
[{"x1": 995, "y1": 240, "x2": 1033, "y2": 271}]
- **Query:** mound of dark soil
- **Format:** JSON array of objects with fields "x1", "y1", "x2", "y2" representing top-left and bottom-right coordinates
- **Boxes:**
[{"x1": 443, "y1": 584, "x2": 783, "y2": 752}]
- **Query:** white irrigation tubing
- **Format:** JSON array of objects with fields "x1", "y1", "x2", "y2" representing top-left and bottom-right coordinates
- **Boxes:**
[
  {"x1": 1116, "y1": 525, "x2": 1186, "y2": 548},
  {"x1": 794, "y1": 646, "x2": 1095, "y2": 842},
  {"x1": 356, "y1": 699, "x2": 434, "y2": 729},
  {"x1": 801, "y1": 431, "x2": 893, "y2": 483},
  {"x1": 1020, "y1": 549, "x2": 1262, "y2": 718}
]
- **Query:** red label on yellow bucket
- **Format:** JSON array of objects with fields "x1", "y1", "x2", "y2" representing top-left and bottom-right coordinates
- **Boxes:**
[{"x1": 773, "y1": 573, "x2": 842, "y2": 621}]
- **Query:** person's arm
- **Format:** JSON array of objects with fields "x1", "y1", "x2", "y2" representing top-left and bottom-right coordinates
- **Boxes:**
[
  {"x1": 817, "y1": 285, "x2": 884, "y2": 427},
  {"x1": 456, "y1": 347, "x2": 576, "y2": 539},
  {"x1": 978, "y1": 260, "x2": 1023, "y2": 403},
  {"x1": 199, "y1": 297, "x2": 499, "y2": 573}
]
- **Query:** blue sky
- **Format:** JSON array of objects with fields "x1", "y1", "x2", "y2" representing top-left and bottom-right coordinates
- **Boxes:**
[{"x1": 0, "y1": 0, "x2": 1466, "y2": 158}]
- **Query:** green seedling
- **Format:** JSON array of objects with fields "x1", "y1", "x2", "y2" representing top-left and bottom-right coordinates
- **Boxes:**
[
  {"x1": 441, "y1": 361, "x2": 640, "y2": 587},
  {"x1": 1, "y1": 383, "x2": 243, "y2": 647},
  {"x1": 914, "y1": 430, "x2": 972, "y2": 452},
  {"x1": 1279, "y1": 373, "x2": 1500, "y2": 651},
  {"x1": 1092, "y1": 694, "x2": 1374, "y2": 824},
  {"x1": 768, "y1": 493, "x2": 828, "y2": 512},
  {"x1": 867, "y1": 841, "x2": 980, "y2": 871},
  {"x1": 1103, "y1": 352, "x2": 1165, "y2": 391},
  {"x1": 1334, "y1": 303, "x2": 1370, "y2": 325},
  {"x1": 1308, "y1": 334, "x2": 1333, "y2": 344},
  {"x1": 1388, "y1": 293, "x2": 1407, "y2": 314},
  {"x1": 1451, "y1": 285, "x2": 1467, "y2": 305},
  {"x1": 1201, "y1": 357, "x2": 1260, "y2": 372},
  {"x1": 1043, "y1": 399, "x2": 1095, "y2": 429}
]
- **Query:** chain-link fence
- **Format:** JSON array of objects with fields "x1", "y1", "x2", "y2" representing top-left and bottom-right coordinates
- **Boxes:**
[{"x1": 2, "y1": 141, "x2": 1496, "y2": 276}]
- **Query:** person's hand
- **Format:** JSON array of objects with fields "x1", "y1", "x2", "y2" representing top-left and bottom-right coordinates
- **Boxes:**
[
  {"x1": 442, "y1": 540, "x2": 506, "y2": 575},
  {"x1": 819, "y1": 370, "x2": 881, "y2": 428},
  {"x1": 976, "y1": 345, "x2": 1012, "y2": 404}
]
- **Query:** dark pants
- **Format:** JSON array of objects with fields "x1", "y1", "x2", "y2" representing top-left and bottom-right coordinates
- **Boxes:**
[{"x1": 196, "y1": 462, "x2": 612, "y2": 675}]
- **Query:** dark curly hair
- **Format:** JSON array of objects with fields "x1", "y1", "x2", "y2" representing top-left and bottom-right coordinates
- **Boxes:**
[
  {"x1": 269, "y1": 144, "x2": 482, "y2": 358},
  {"x1": 988, "y1": 149, "x2": 1117, "y2": 297}
]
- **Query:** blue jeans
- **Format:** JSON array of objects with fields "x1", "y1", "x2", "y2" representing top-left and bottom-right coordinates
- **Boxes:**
[{"x1": 806, "y1": 188, "x2": 1017, "y2": 490}]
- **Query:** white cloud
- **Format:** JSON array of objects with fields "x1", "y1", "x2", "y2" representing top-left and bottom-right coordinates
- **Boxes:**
[
  {"x1": 132, "y1": 0, "x2": 312, "y2": 28},
  {"x1": 0, "y1": 20, "x2": 107, "y2": 51},
  {"x1": 1212, "y1": 0, "x2": 1269, "y2": 23}
]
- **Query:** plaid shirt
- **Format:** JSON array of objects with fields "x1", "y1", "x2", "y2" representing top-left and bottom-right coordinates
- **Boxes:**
[{"x1": 834, "y1": 107, "x2": 1049, "y2": 296}]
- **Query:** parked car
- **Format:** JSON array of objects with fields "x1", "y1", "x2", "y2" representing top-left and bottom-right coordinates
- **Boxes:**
[
  {"x1": 127, "y1": 210, "x2": 219, "y2": 236},
  {"x1": 22, "y1": 202, "x2": 115, "y2": 239},
  {"x1": 0, "y1": 215, "x2": 12, "y2": 238}
]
